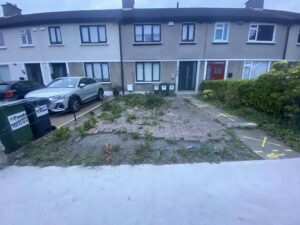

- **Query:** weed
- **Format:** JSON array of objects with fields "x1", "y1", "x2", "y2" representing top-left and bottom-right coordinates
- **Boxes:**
[
  {"x1": 111, "y1": 144, "x2": 121, "y2": 152},
  {"x1": 81, "y1": 153, "x2": 102, "y2": 166},
  {"x1": 131, "y1": 142, "x2": 153, "y2": 163},
  {"x1": 144, "y1": 130, "x2": 153, "y2": 142},
  {"x1": 52, "y1": 127, "x2": 71, "y2": 141},
  {"x1": 165, "y1": 138, "x2": 179, "y2": 145},
  {"x1": 126, "y1": 114, "x2": 137, "y2": 123},
  {"x1": 121, "y1": 94, "x2": 166, "y2": 109},
  {"x1": 130, "y1": 131, "x2": 140, "y2": 140},
  {"x1": 77, "y1": 116, "x2": 97, "y2": 135},
  {"x1": 99, "y1": 101, "x2": 123, "y2": 122}
]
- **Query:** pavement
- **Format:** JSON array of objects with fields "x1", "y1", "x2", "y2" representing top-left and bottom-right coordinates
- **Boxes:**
[
  {"x1": 0, "y1": 159, "x2": 300, "y2": 225},
  {"x1": 184, "y1": 96, "x2": 300, "y2": 159}
]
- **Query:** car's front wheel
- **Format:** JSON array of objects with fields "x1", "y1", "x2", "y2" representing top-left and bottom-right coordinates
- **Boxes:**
[
  {"x1": 69, "y1": 96, "x2": 81, "y2": 113},
  {"x1": 98, "y1": 89, "x2": 104, "y2": 101}
]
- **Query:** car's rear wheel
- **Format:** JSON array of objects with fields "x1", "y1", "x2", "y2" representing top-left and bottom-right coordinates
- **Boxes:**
[
  {"x1": 69, "y1": 96, "x2": 81, "y2": 113},
  {"x1": 98, "y1": 89, "x2": 104, "y2": 101}
]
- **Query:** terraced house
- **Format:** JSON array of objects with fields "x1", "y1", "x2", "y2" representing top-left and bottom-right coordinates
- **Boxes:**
[{"x1": 0, "y1": 0, "x2": 300, "y2": 94}]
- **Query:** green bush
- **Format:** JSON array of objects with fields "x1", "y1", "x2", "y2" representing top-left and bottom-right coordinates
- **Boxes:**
[{"x1": 199, "y1": 61, "x2": 300, "y2": 129}]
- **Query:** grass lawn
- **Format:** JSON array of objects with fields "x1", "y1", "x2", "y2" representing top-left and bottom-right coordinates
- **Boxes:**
[{"x1": 194, "y1": 95, "x2": 300, "y2": 153}]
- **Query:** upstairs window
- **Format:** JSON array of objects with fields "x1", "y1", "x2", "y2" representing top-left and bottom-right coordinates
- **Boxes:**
[
  {"x1": 48, "y1": 26, "x2": 62, "y2": 44},
  {"x1": 20, "y1": 28, "x2": 32, "y2": 46},
  {"x1": 0, "y1": 31, "x2": 5, "y2": 47},
  {"x1": 84, "y1": 62, "x2": 110, "y2": 82},
  {"x1": 248, "y1": 24, "x2": 275, "y2": 42},
  {"x1": 214, "y1": 23, "x2": 229, "y2": 42},
  {"x1": 134, "y1": 24, "x2": 161, "y2": 43},
  {"x1": 136, "y1": 62, "x2": 160, "y2": 82},
  {"x1": 80, "y1": 25, "x2": 107, "y2": 44},
  {"x1": 182, "y1": 23, "x2": 195, "y2": 42}
]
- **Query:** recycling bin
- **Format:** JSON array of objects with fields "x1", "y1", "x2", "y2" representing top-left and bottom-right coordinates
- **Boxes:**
[
  {"x1": 24, "y1": 98, "x2": 52, "y2": 139},
  {"x1": 169, "y1": 84, "x2": 176, "y2": 96},
  {"x1": 0, "y1": 100, "x2": 33, "y2": 154},
  {"x1": 153, "y1": 84, "x2": 160, "y2": 95},
  {"x1": 159, "y1": 83, "x2": 169, "y2": 96}
]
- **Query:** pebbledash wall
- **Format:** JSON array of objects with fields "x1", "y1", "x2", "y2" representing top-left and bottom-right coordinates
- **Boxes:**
[{"x1": 0, "y1": 0, "x2": 300, "y2": 94}]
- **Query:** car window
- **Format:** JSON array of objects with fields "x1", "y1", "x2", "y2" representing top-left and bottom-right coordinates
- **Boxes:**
[
  {"x1": 79, "y1": 78, "x2": 89, "y2": 86},
  {"x1": 0, "y1": 83, "x2": 10, "y2": 92},
  {"x1": 19, "y1": 81, "x2": 33, "y2": 90},
  {"x1": 48, "y1": 78, "x2": 79, "y2": 88},
  {"x1": 87, "y1": 78, "x2": 96, "y2": 84}
]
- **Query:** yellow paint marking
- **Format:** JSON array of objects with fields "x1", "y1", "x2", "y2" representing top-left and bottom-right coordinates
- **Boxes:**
[
  {"x1": 261, "y1": 137, "x2": 267, "y2": 148},
  {"x1": 216, "y1": 113, "x2": 235, "y2": 122},
  {"x1": 254, "y1": 150, "x2": 263, "y2": 153},
  {"x1": 267, "y1": 153, "x2": 285, "y2": 159},
  {"x1": 272, "y1": 150, "x2": 280, "y2": 152},
  {"x1": 284, "y1": 149, "x2": 293, "y2": 152},
  {"x1": 242, "y1": 136, "x2": 282, "y2": 147}
]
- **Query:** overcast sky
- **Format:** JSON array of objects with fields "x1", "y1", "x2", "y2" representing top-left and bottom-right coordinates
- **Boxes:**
[{"x1": 1, "y1": 0, "x2": 300, "y2": 16}]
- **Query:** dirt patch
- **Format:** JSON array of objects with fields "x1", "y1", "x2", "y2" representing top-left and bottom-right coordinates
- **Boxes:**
[{"x1": 8, "y1": 95, "x2": 261, "y2": 167}]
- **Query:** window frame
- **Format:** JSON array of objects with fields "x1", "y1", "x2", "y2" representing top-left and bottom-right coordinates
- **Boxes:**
[
  {"x1": 297, "y1": 27, "x2": 300, "y2": 44},
  {"x1": 80, "y1": 25, "x2": 107, "y2": 44},
  {"x1": 247, "y1": 23, "x2": 276, "y2": 43},
  {"x1": 84, "y1": 62, "x2": 110, "y2": 82},
  {"x1": 181, "y1": 23, "x2": 195, "y2": 42},
  {"x1": 213, "y1": 22, "x2": 230, "y2": 43},
  {"x1": 242, "y1": 61, "x2": 271, "y2": 79},
  {"x1": 20, "y1": 28, "x2": 33, "y2": 46},
  {"x1": 48, "y1": 26, "x2": 62, "y2": 45},
  {"x1": 0, "y1": 31, "x2": 5, "y2": 47},
  {"x1": 135, "y1": 62, "x2": 161, "y2": 82},
  {"x1": 134, "y1": 24, "x2": 161, "y2": 43}
]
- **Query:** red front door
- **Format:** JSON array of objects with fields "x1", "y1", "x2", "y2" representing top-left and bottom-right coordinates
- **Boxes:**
[{"x1": 210, "y1": 63, "x2": 225, "y2": 80}]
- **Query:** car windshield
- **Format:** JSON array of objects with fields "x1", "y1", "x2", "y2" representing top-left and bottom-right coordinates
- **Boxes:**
[
  {"x1": 0, "y1": 83, "x2": 10, "y2": 91},
  {"x1": 47, "y1": 78, "x2": 79, "y2": 88}
]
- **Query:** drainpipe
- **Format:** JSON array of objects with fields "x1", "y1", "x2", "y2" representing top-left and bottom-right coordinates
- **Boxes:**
[
  {"x1": 283, "y1": 24, "x2": 292, "y2": 60},
  {"x1": 118, "y1": 22, "x2": 125, "y2": 95}
]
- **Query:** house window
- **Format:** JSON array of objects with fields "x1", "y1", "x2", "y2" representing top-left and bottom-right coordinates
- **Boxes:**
[
  {"x1": 297, "y1": 27, "x2": 300, "y2": 44},
  {"x1": 84, "y1": 62, "x2": 110, "y2": 82},
  {"x1": 242, "y1": 61, "x2": 269, "y2": 79},
  {"x1": 0, "y1": 31, "x2": 5, "y2": 47},
  {"x1": 214, "y1": 23, "x2": 229, "y2": 42},
  {"x1": 48, "y1": 26, "x2": 62, "y2": 44},
  {"x1": 134, "y1": 24, "x2": 161, "y2": 42},
  {"x1": 136, "y1": 62, "x2": 160, "y2": 82},
  {"x1": 80, "y1": 25, "x2": 107, "y2": 44},
  {"x1": 182, "y1": 23, "x2": 195, "y2": 42},
  {"x1": 248, "y1": 24, "x2": 275, "y2": 42},
  {"x1": 20, "y1": 28, "x2": 32, "y2": 46}
]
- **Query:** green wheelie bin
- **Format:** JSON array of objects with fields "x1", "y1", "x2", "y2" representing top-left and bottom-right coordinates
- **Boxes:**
[{"x1": 0, "y1": 100, "x2": 33, "y2": 154}]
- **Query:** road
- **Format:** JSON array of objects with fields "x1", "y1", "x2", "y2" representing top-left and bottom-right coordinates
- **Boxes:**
[
  {"x1": 50, "y1": 99, "x2": 103, "y2": 128},
  {"x1": 0, "y1": 159, "x2": 299, "y2": 225}
]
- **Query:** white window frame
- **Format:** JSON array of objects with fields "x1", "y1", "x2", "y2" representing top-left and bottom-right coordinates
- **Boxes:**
[
  {"x1": 247, "y1": 23, "x2": 276, "y2": 43},
  {"x1": 20, "y1": 28, "x2": 33, "y2": 46},
  {"x1": 0, "y1": 31, "x2": 5, "y2": 47},
  {"x1": 213, "y1": 22, "x2": 230, "y2": 43},
  {"x1": 297, "y1": 26, "x2": 300, "y2": 44},
  {"x1": 242, "y1": 61, "x2": 271, "y2": 79},
  {"x1": 181, "y1": 23, "x2": 195, "y2": 42}
]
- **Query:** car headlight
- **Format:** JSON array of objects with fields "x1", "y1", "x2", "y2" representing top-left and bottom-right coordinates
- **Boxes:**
[{"x1": 49, "y1": 95, "x2": 66, "y2": 102}]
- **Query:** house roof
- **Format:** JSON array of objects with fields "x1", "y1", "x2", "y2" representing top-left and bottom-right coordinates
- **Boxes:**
[{"x1": 0, "y1": 7, "x2": 299, "y2": 28}]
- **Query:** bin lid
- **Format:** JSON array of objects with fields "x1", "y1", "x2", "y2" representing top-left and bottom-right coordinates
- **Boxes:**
[{"x1": 0, "y1": 99, "x2": 26, "y2": 107}]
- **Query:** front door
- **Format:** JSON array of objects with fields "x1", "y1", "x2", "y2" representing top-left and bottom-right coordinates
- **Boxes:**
[
  {"x1": 210, "y1": 63, "x2": 225, "y2": 80},
  {"x1": 50, "y1": 63, "x2": 68, "y2": 80},
  {"x1": 25, "y1": 63, "x2": 44, "y2": 85},
  {"x1": 178, "y1": 61, "x2": 197, "y2": 91}
]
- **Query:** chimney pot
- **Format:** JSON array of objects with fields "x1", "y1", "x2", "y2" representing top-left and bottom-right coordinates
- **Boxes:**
[
  {"x1": 122, "y1": 0, "x2": 135, "y2": 10},
  {"x1": 245, "y1": 0, "x2": 264, "y2": 9}
]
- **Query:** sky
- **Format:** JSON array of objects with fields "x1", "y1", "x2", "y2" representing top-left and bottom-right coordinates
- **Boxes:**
[{"x1": 1, "y1": 0, "x2": 300, "y2": 16}]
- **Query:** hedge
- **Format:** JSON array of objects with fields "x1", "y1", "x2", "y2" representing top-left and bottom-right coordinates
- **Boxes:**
[{"x1": 199, "y1": 61, "x2": 300, "y2": 128}]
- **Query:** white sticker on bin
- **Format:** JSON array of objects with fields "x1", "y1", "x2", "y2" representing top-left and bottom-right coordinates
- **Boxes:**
[
  {"x1": 154, "y1": 86, "x2": 159, "y2": 91},
  {"x1": 35, "y1": 105, "x2": 48, "y2": 117},
  {"x1": 169, "y1": 85, "x2": 175, "y2": 90},
  {"x1": 161, "y1": 85, "x2": 167, "y2": 91},
  {"x1": 8, "y1": 111, "x2": 29, "y2": 131}
]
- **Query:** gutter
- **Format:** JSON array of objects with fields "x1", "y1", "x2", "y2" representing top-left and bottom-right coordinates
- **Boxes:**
[
  {"x1": 283, "y1": 24, "x2": 292, "y2": 60},
  {"x1": 118, "y1": 22, "x2": 125, "y2": 95}
]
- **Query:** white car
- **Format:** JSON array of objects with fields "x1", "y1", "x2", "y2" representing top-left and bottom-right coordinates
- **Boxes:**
[{"x1": 25, "y1": 77, "x2": 104, "y2": 113}]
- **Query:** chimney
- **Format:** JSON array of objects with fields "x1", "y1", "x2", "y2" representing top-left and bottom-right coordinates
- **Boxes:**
[
  {"x1": 245, "y1": 0, "x2": 264, "y2": 9},
  {"x1": 122, "y1": 0, "x2": 135, "y2": 10},
  {"x1": 1, "y1": 2, "x2": 22, "y2": 17}
]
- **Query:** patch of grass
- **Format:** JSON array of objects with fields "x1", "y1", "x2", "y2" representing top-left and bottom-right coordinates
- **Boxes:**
[
  {"x1": 77, "y1": 116, "x2": 97, "y2": 135},
  {"x1": 99, "y1": 101, "x2": 123, "y2": 122},
  {"x1": 126, "y1": 114, "x2": 137, "y2": 123},
  {"x1": 51, "y1": 127, "x2": 71, "y2": 141},
  {"x1": 144, "y1": 130, "x2": 153, "y2": 142},
  {"x1": 80, "y1": 153, "x2": 102, "y2": 166},
  {"x1": 120, "y1": 94, "x2": 166, "y2": 109},
  {"x1": 197, "y1": 95, "x2": 300, "y2": 152},
  {"x1": 130, "y1": 131, "x2": 140, "y2": 140},
  {"x1": 131, "y1": 142, "x2": 153, "y2": 164},
  {"x1": 165, "y1": 138, "x2": 179, "y2": 145}
]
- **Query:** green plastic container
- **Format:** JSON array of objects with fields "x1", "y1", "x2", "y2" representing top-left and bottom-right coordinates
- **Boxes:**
[
  {"x1": 0, "y1": 100, "x2": 33, "y2": 154},
  {"x1": 159, "y1": 83, "x2": 169, "y2": 96},
  {"x1": 169, "y1": 84, "x2": 176, "y2": 96}
]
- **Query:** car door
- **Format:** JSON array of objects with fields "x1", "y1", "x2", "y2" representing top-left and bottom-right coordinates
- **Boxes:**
[
  {"x1": 86, "y1": 78, "x2": 99, "y2": 99},
  {"x1": 77, "y1": 78, "x2": 90, "y2": 102}
]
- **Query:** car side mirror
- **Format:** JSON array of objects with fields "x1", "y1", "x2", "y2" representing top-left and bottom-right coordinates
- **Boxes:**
[{"x1": 79, "y1": 83, "x2": 85, "y2": 88}]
